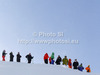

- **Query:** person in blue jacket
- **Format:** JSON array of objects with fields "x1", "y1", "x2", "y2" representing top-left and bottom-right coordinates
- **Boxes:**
[
  {"x1": 78, "y1": 63, "x2": 84, "y2": 71},
  {"x1": 51, "y1": 58, "x2": 55, "y2": 65}
]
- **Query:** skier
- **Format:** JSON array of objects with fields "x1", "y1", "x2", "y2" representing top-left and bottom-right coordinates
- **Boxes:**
[
  {"x1": 26, "y1": 53, "x2": 33, "y2": 63},
  {"x1": 51, "y1": 52, "x2": 54, "y2": 59},
  {"x1": 16, "y1": 52, "x2": 22, "y2": 62},
  {"x1": 73, "y1": 59, "x2": 79, "y2": 69},
  {"x1": 56, "y1": 55, "x2": 62, "y2": 65},
  {"x1": 49, "y1": 57, "x2": 51, "y2": 64},
  {"x1": 51, "y1": 58, "x2": 55, "y2": 65},
  {"x1": 9, "y1": 52, "x2": 14, "y2": 62},
  {"x1": 2, "y1": 50, "x2": 7, "y2": 61},
  {"x1": 68, "y1": 59, "x2": 72, "y2": 69},
  {"x1": 62, "y1": 56, "x2": 68, "y2": 66},
  {"x1": 85, "y1": 65, "x2": 91, "y2": 72},
  {"x1": 78, "y1": 63, "x2": 84, "y2": 71},
  {"x1": 44, "y1": 53, "x2": 49, "y2": 64}
]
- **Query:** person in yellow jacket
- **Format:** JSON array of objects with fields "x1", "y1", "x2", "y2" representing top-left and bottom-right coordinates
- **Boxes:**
[
  {"x1": 62, "y1": 56, "x2": 68, "y2": 66},
  {"x1": 85, "y1": 65, "x2": 91, "y2": 72}
]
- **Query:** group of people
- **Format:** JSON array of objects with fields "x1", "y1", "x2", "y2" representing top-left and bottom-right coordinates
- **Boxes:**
[
  {"x1": 1, "y1": 50, "x2": 91, "y2": 73},
  {"x1": 2, "y1": 50, "x2": 34, "y2": 63},
  {"x1": 44, "y1": 52, "x2": 91, "y2": 73}
]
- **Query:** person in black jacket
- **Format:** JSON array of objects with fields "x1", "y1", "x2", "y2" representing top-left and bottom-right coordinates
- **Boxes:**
[
  {"x1": 16, "y1": 52, "x2": 22, "y2": 62},
  {"x1": 9, "y1": 52, "x2": 14, "y2": 62},
  {"x1": 73, "y1": 59, "x2": 79, "y2": 69},
  {"x1": 56, "y1": 55, "x2": 62, "y2": 65},
  {"x1": 2, "y1": 50, "x2": 7, "y2": 61},
  {"x1": 26, "y1": 53, "x2": 33, "y2": 63}
]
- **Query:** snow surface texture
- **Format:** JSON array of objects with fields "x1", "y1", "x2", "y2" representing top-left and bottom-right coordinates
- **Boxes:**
[{"x1": 0, "y1": 61, "x2": 99, "y2": 75}]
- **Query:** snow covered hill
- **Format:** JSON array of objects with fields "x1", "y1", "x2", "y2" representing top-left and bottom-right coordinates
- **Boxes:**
[{"x1": 0, "y1": 61, "x2": 99, "y2": 75}]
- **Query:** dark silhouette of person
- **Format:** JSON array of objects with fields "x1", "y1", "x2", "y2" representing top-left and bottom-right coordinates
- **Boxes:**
[
  {"x1": 16, "y1": 52, "x2": 22, "y2": 62},
  {"x1": 56, "y1": 55, "x2": 62, "y2": 65},
  {"x1": 26, "y1": 53, "x2": 33, "y2": 63},
  {"x1": 2, "y1": 50, "x2": 7, "y2": 61},
  {"x1": 9, "y1": 52, "x2": 14, "y2": 62},
  {"x1": 73, "y1": 59, "x2": 79, "y2": 69}
]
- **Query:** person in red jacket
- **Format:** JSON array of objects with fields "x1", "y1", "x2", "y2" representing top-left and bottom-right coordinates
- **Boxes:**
[
  {"x1": 68, "y1": 59, "x2": 72, "y2": 69},
  {"x1": 49, "y1": 57, "x2": 51, "y2": 64},
  {"x1": 44, "y1": 53, "x2": 49, "y2": 64}
]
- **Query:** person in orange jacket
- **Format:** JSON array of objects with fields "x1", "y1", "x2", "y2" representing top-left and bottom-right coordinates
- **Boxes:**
[
  {"x1": 44, "y1": 53, "x2": 49, "y2": 64},
  {"x1": 2, "y1": 50, "x2": 7, "y2": 61},
  {"x1": 68, "y1": 59, "x2": 72, "y2": 69},
  {"x1": 85, "y1": 65, "x2": 91, "y2": 72}
]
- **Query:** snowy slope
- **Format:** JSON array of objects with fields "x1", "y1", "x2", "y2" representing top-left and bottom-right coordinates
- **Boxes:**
[{"x1": 0, "y1": 61, "x2": 99, "y2": 75}]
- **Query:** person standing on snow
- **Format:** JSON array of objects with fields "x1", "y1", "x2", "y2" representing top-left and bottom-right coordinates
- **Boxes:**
[
  {"x1": 68, "y1": 59, "x2": 72, "y2": 69},
  {"x1": 62, "y1": 56, "x2": 68, "y2": 66},
  {"x1": 49, "y1": 57, "x2": 51, "y2": 64},
  {"x1": 73, "y1": 59, "x2": 79, "y2": 69},
  {"x1": 78, "y1": 63, "x2": 84, "y2": 72},
  {"x1": 26, "y1": 53, "x2": 33, "y2": 63},
  {"x1": 16, "y1": 52, "x2": 22, "y2": 62},
  {"x1": 85, "y1": 65, "x2": 91, "y2": 72},
  {"x1": 56, "y1": 55, "x2": 62, "y2": 65},
  {"x1": 51, "y1": 52, "x2": 54, "y2": 59},
  {"x1": 2, "y1": 50, "x2": 7, "y2": 61},
  {"x1": 44, "y1": 53, "x2": 49, "y2": 64},
  {"x1": 9, "y1": 52, "x2": 14, "y2": 62}
]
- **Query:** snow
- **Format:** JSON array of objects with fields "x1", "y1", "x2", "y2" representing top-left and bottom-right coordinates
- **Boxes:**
[{"x1": 0, "y1": 61, "x2": 99, "y2": 75}]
